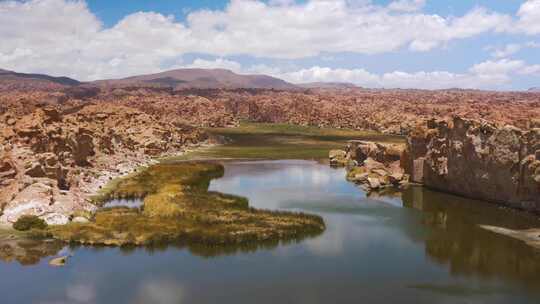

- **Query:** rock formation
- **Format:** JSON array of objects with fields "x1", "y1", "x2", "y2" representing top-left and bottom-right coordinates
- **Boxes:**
[
  {"x1": 0, "y1": 103, "x2": 207, "y2": 225},
  {"x1": 404, "y1": 117, "x2": 540, "y2": 212},
  {"x1": 331, "y1": 141, "x2": 407, "y2": 192},
  {"x1": 2, "y1": 70, "x2": 540, "y2": 223}
]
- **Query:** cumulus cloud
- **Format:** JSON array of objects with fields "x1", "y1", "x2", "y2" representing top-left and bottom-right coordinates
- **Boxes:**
[
  {"x1": 469, "y1": 59, "x2": 525, "y2": 75},
  {"x1": 182, "y1": 58, "x2": 243, "y2": 71},
  {"x1": 489, "y1": 44, "x2": 522, "y2": 58},
  {"x1": 519, "y1": 64, "x2": 540, "y2": 75},
  {"x1": 387, "y1": 0, "x2": 426, "y2": 12},
  {"x1": 516, "y1": 0, "x2": 540, "y2": 34},
  {"x1": 487, "y1": 41, "x2": 540, "y2": 58},
  {"x1": 0, "y1": 0, "x2": 523, "y2": 81},
  {"x1": 204, "y1": 58, "x2": 538, "y2": 90},
  {"x1": 275, "y1": 66, "x2": 499, "y2": 89}
]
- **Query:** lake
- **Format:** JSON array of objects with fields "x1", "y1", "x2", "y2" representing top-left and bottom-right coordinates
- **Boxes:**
[{"x1": 1, "y1": 159, "x2": 540, "y2": 303}]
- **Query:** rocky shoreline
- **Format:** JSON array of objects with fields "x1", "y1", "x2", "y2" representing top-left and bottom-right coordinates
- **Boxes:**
[
  {"x1": 1, "y1": 84, "x2": 539, "y2": 228},
  {"x1": 329, "y1": 141, "x2": 409, "y2": 193},
  {"x1": 332, "y1": 116, "x2": 540, "y2": 214},
  {"x1": 404, "y1": 117, "x2": 540, "y2": 213},
  {"x1": 0, "y1": 103, "x2": 209, "y2": 226}
]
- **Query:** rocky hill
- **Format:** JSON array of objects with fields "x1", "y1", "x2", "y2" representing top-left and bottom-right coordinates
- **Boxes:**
[
  {"x1": 0, "y1": 69, "x2": 80, "y2": 90},
  {"x1": 529, "y1": 87, "x2": 540, "y2": 92},
  {"x1": 93, "y1": 68, "x2": 298, "y2": 90}
]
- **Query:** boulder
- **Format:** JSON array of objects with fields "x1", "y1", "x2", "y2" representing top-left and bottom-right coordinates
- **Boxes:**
[
  {"x1": 367, "y1": 177, "x2": 381, "y2": 190},
  {"x1": 25, "y1": 161, "x2": 46, "y2": 178},
  {"x1": 0, "y1": 157, "x2": 17, "y2": 180},
  {"x1": 68, "y1": 129, "x2": 95, "y2": 166},
  {"x1": 329, "y1": 149, "x2": 347, "y2": 166},
  {"x1": 354, "y1": 173, "x2": 369, "y2": 182},
  {"x1": 49, "y1": 255, "x2": 68, "y2": 267},
  {"x1": 347, "y1": 140, "x2": 403, "y2": 165},
  {"x1": 72, "y1": 216, "x2": 90, "y2": 223},
  {"x1": 0, "y1": 182, "x2": 54, "y2": 223}
]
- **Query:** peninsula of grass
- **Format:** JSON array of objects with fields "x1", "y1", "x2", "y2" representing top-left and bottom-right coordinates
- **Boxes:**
[
  {"x1": 49, "y1": 162, "x2": 325, "y2": 246},
  {"x1": 174, "y1": 122, "x2": 405, "y2": 160}
]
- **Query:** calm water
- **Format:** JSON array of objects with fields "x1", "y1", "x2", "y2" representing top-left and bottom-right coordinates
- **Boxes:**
[{"x1": 2, "y1": 160, "x2": 540, "y2": 304}]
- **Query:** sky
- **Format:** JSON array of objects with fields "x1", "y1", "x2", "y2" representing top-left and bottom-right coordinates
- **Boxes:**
[{"x1": 0, "y1": 0, "x2": 539, "y2": 90}]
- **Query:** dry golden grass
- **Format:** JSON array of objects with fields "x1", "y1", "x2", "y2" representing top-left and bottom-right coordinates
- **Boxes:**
[{"x1": 50, "y1": 162, "x2": 325, "y2": 246}]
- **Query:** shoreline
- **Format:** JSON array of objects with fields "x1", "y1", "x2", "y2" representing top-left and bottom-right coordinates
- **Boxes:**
[{"x1": 0, "y1": 141, "x2": 219, "y2": 228}]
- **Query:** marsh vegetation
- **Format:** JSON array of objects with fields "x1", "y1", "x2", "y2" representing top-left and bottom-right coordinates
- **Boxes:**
[
  {"x1": 49, "y1": 162, "x2": 325, "y2": 246},
  {"x1": 174, "y1": 122, "x2": 405, "y2": 160}
]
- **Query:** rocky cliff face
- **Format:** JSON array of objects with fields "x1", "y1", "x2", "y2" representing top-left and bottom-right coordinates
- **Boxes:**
[
  {"x1": 0, "y1": 103, "x2": 207, "y2": 225},
  {"x1": 404, "y1": 117, "x2": 540, "y2": 212}
]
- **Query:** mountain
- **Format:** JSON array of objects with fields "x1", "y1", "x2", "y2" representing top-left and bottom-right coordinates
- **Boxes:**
[
  {"x1": 528, "y1": 87, "x2": 540, "y2": 92},
  {"x1": 93, "y1": 68, "x2": 298, "y2": 90},
  {"x1": 298, "y1": 82, "x2": 358, "y2": 89},
  {"x1": 0, "y1": 68, "x2": 80, "y2": 89}
]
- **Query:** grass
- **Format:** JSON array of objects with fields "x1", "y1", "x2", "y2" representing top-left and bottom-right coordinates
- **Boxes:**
[
  {"x1": 13, "y1": 215, "x2": 47, "y2": 231},
  {"x1": 170, "y1": 122, "x2": 405, "y2": 161},
  {"x1": 35, "y1": 123, "x2": 401, "y2": 249},
  {"x1": 49, "y1": 162, "x2": 325, "y2": 246}
]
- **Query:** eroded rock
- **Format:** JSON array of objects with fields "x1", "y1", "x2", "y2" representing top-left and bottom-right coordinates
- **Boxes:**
[
  {"x1": 404, "y1": 117, "x2": 540, "y2": 212},
  {"x1": 337, "y1": 141, "x2": 408, "y2": 192}
]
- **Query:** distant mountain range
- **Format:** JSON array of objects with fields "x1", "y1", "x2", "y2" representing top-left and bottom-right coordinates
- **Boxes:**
[
  {"x1": 0, "y1": 68, "x2": 365, "y2": 91},
  {"x1": 2, "y1": 67, "x2": 533, "y2": 92},
  {"x1": 0, "y1": 68, "x2": 80, "y2": 89},
  {"x1": 92, "y1": 68, "x2": 297, "y2": 90}
]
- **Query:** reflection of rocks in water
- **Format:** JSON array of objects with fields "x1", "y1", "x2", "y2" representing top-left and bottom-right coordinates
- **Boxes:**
[
  {"x1": 479, "y1": 225, "x2": 540, "y2": 250},
  {"x1": 402, "y1": 186, "x2": 540, "y2": 291},
  {"x1": 94, "y1": 229, "x2": 322, "y2": 259},
  {"x1": 0, "y1": 234, "x2": 64, "y2": 266}
]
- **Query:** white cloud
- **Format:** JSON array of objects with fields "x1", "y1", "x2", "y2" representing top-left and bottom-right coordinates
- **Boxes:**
[
  {"x1": 515, "y1": 0, "x2": 540, "y2": 34},
  {"x1": 387, "y1": 0, "x2": 425, "y2": 13},
  {"x1": 275, "y1": 66, "x2": 508, "y2": 89},
  {"x1": 526, "y1": 41, "x2": 540, "y2": 48},
  {"x1": 469, "y1": 59, "x2": 525, "y2": 75},
  {"x1": 218, "y1": 58, "x2": 538, "y2": 90},
  {"x1": 489, "y1": 44, "x2": 522, "y2": 58},
  {"x1": 488, "y1": 41, "x2": 540, "y2": 58},
  {"x1": 183, "y1": 58, "x2": 243, "y2": 72},
  {"x1": 519, "y1": 64, "x2": 540, "y2": 75},
  {"x1": 0, "y1": 0, "x2": 520, "y2": 80}
]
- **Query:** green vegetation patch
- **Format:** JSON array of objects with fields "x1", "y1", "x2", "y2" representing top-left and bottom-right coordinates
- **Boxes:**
[
  {"x1": 49, "y1": 162, "x2": 325, "y2": 246},
  {"x1": 13, "y1": 215, "x2": 48, "y2": 231},
  {"x1": 172, "y1": 122, "x2": 405, "y2": 160}
]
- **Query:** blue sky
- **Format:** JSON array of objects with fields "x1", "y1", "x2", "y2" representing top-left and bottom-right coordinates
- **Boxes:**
[
  {"x1": 1, "y1": 0, "x2": 539, "y2": 90},
  {"x1": 86, "y1": 1, "x2": 524, "y2": 25}
]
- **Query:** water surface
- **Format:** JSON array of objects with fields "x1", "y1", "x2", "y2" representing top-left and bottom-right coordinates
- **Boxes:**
[{"x1": 1, "y1": 160, "x2": 540, "y2": 304}]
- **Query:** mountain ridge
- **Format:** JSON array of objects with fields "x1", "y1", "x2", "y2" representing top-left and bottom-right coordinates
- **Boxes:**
[
  {"x1": 0, "y1": 69, "x2": 81, "y2": 86},
  {"x1": 92, "y1": 68, "x2": 298, "y2": 90}
]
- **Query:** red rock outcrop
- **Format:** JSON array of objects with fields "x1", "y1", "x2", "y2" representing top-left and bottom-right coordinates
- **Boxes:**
[
  {"x1": 331, "y1": 141, "x2": 407, "y2": 192},
  {"x1": 0, "y1": 103, "x2": 207, "y2": 225},
  {"x1": 404, "y1": 117, "x2": 540, "y2": 212},
  {"x1": 2, "y1": 84, "x2": 540, "y2": 222}
]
